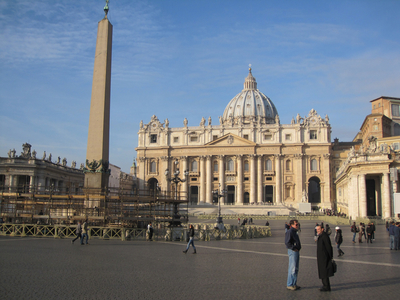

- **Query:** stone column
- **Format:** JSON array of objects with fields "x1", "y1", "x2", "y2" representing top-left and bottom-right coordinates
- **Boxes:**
[
  {"x1": 350, "y1": 174, "x2": 359, "y2": 219},
  {"x1": 37, "y1": 176, "x2": 46, "y2": 194},
  {"x1": 206, "y1": 155, "x2": 212, "y2": 204},
  {"x1": 7, "y1": 175, "x2": 14, "y2": 192},
  {"x1": 199, "y1": 156, "x2": 206, "y2": 204},
  {"x1": 180, "y1": 156, "x2": 188, "y2": 198},
  {"x1": 257, "y1": 155, "x2": 263, "y2": 204},
  {"x1": 250, "y1": 155, "x2": 256, "y2": 204},
  {"x1": 237, "y1": 155, "x2": 243, "y2": 204},
  {"x1": 218, "y1": 155, "x2": 225, "y2": 198},
  {"x1": 323, "y1": 154, "x2": 331, "y2": 206},
  {"x1": 359, "y1": 174, "x2": 367, "y2": 218},
  {"x1": 138, "y1": 157, "x2": 146, "y2": 191},
  {"x1": 382, "y1": 173, "x2": 391, "y2": 219},
  {"x1": 161, "y1": 156, "x2": 169, "y2": 194},
  {"x1": 275, "y1": 154, "x2": 282, "y2": 203},
  {"x1": 295, "y1": 154, "x2": 303, "y2": 203}
]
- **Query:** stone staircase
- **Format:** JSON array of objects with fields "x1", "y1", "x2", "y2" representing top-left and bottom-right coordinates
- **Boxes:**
[{"x1": 188, "y1": 203, "x2": 293, "y2": 216}]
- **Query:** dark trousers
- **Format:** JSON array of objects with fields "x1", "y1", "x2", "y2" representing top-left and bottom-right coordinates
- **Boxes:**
[
  {"x1": 322, "y1": 277, "x2": 331, "y2": 290},
  {"x1": 72, "y1": 233, "x2": 81, "y2": 243}
]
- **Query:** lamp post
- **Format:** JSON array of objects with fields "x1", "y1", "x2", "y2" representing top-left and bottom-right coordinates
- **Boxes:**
[
  {"x1": 165, "y1": 159, "x2": 189, "y2": 226},
  {"x1": 212, "y1": 184, "x2": 227, "y2": 225}
]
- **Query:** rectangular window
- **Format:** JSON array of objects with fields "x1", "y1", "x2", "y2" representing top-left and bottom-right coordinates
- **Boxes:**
[
  {"x1": 213, "y1": 135, "x2": 218, "y2": 141},
  {"x1": 393, "y1": 143, "x2": 399, "y2": 150},
  {"x1": 392, "y1": 104, "x2": 400, "y2": 117},
  {"x1": 190, "y1": 136, "x2": 198, "y2": 142},
  {"x1": 173, "y1": 137, "x2": 179, "y2": 143},
  {"x1": 285, "y1": 134, "x2": 291, "y2": 141},
  {"x1": 264, "y1": 134, "x2": 272, "y2": 140},
  {"x1": 244, "y1": 134, "x2": 249, "y2": 140},
  {"x1": 310, "y1": 130, "x2": 317, "y2": 140},
  {"x1": 373, "y1": 125, "x2": 379, "y2": 131},
  {"x1": 150, "y1": 134, "x2": 157, "y2": 143}
]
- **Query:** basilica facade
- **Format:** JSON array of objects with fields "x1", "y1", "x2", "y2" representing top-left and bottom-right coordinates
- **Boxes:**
[{"x1": 135, "y1": 68, "x2": 333, "y2": 210}]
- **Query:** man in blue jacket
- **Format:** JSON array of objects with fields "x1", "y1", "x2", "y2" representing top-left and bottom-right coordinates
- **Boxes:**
[{"x1": 285, "y1": 219, "x2": 301, "y2": 291}]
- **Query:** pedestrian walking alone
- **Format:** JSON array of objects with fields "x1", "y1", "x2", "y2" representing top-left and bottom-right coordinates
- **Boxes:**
[
  {"x1": 183, "y1": 224, "x2": 196, "y2": 254},
  {"x1": 366, "y1": 223, "x2": 373, "y2": 244},
  {"x1": 81, "y1": 219, "x2": 89, "y2": 245},
  {"x1": 285, "y1": 219, "x2": 301, "y2": 291},
  {"x1": 334, "y1": 226, "x2": 344, "y2": 257},
  {"x1": 316, "y1": 225, "x2": 334, "y2": 292},
  {"x1": 71, "y1": 221, "x2": 82, "y2": 244},
  {"x1": 351, "y1": 222, "x2": 358, "y2": 243},
  {"x1": 147, "y1": 222, "x2": 153, "y2": 241}
]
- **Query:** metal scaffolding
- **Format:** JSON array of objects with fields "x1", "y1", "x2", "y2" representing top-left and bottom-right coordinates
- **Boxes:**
[{"x1": 0, "y1": 185, "x2": 188, "y2": 229}]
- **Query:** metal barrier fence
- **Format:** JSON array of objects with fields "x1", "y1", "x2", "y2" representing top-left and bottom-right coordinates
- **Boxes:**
[{"x1": 0, "y1": 223, "x2": 271, "y2": 241}]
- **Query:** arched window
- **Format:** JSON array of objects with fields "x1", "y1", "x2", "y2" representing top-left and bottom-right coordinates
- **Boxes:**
[
  {"x1": 191, "y1": 160, "x2": 198, "y2": 172},
  {"x1": 227, "y1": 159, "x2": 234, "y2": 171},
  {"x1": 310, "y1": 159, "x2": 318, "y2": 171},
  {"x1": 244, "y1": 161, "x2": 249, "y2": 172},
  {"x1": 286, "y1": 160, "x2": 291, "y2": 171},
  {"x1": 150, "y1": 161, "x2": 156, "y2": 173},
  {"x1": 265, "y1": 159, "x2": 272, "y2": 171}
]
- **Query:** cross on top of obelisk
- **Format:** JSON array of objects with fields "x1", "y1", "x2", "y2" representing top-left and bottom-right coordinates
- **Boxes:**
[{"x1": 104, "y1": 0, "x2": 109, "y2": 17}]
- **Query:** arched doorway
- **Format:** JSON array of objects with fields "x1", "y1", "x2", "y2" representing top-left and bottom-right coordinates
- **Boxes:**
[
  {"x1": 308, "y1": 177, "x2": 321, "y2": 203},
  {"x1": 147, "y1": 178, "x2": 158, "y2": 196},
  {"x1": 243, "y1": 192, "x2": 250, "y2": 204}
]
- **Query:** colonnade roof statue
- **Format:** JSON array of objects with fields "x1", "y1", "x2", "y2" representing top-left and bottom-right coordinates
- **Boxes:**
[{"x1": 221, "y1": 66, "x2": 278, "y2": 125}]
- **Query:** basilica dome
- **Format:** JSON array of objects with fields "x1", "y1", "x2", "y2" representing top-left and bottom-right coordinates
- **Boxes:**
[{"x1": 221, "y1": 68, "x2": 278, "y2": 124}]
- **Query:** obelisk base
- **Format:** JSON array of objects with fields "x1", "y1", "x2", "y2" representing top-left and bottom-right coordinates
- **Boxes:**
[{"x1": 84, "y1": 173, "x2": 109, "y2": 195}]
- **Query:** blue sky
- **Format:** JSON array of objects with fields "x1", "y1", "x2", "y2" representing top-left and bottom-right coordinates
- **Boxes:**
[{"x1": 1, "y1": 0, "x2": 400, "y2": 173}]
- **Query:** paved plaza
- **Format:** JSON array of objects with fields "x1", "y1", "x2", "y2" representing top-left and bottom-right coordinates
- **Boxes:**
[{"x1": 1, "y1": 219, "x2": 399, "y2": 300}]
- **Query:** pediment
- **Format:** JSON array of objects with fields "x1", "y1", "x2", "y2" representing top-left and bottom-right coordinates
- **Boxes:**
[{"x1": 206, "y1": 134, "x2": 256, "y2": 147}]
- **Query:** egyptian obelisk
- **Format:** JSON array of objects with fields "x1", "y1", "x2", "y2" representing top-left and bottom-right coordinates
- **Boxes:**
[{"x1": 84, "y1": 1, "x2": 112, "y2": 194}]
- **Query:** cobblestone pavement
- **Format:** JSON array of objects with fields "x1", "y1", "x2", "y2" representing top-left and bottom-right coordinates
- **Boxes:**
[{"x1": 1, "y1": 220, "x2": 399, "y2": 300}]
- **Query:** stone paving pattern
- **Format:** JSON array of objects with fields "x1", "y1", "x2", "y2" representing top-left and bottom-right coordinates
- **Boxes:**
[{"x1": 1, "y1": 219, "x2": 399, "y2": 300}]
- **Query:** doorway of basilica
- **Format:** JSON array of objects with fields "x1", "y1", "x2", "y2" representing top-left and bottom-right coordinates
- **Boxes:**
[
  {"x1": 227, "y1": 185, "x2": 235, "y2": 204},
  {"x1": 190, "y1": 186, "x2": 198, "y2": 205},
  {"x1": 147, "y1": 178, "x2": 158, "y2": 196},
  {"x1": 243, "y1": 192, "x2": 249, "y2": 204},
  {"x1": 265, "y1": 185, "x2": 273, "y2": 203},
  {"x1": 308, "y1": 177, "x2": 321, "y2": 203}
]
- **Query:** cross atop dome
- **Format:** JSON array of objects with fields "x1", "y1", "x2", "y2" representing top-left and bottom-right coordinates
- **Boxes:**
[{"x1": 244, "y1": 64, "x2": 257, "y2": 90}]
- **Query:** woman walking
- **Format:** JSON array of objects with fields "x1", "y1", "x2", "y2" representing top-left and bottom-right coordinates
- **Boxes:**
[{"x1": 183, "y1": 224, "x2": 196, "y2": 254}]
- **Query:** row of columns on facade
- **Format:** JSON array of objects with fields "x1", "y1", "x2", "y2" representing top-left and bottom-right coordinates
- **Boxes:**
[
  {"x1": 5, "y1": 175, "x2": 64, "y2": 192},
  {"x1": 139, "y1": 154, "x2": 330, "y2": 205},
  {"x1": 350, "y1": 173, "x2": 393, "y2": 219}
]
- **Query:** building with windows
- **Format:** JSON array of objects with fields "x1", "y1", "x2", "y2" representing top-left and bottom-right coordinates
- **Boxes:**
[
  {"x1": 334, "y1": 97, "x2": 400, "y2": 219},
  {"x1": 0, "y1": 143, "x2": 84, "y2": 195},
  {"x1": 135, "y1": 68, "x2": 333, "y2": 210}
]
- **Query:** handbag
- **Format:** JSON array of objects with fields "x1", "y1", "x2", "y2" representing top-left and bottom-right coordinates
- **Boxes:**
[{"x1": 331, "y1": 259, "x2": 337, "y2": 273}]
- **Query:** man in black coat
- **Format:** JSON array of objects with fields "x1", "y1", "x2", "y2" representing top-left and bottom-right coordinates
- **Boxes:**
[{"x1": 316, "y1": 225, "x2": 334, "y2": 292}]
